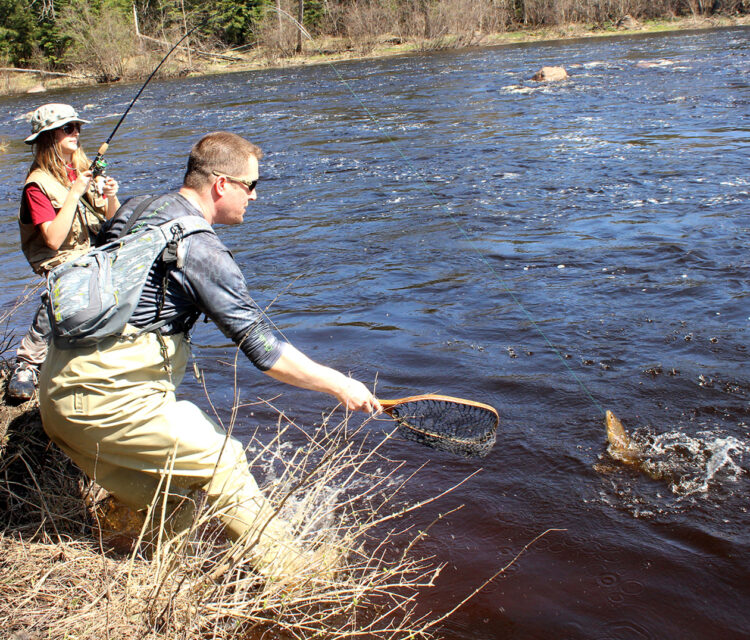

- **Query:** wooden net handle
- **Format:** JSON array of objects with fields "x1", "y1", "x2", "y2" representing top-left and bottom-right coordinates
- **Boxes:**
[{"x1": 379, "y1": 394, "x2": 499, "y2": 424}]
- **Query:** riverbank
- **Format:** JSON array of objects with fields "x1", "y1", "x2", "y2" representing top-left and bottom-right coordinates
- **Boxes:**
[
  {"x1": 0, "y1": 361, "x2": 456, "y2": 639},
  {"x1": 2, "y1": 13, "x2": 748, "y2": 96}
]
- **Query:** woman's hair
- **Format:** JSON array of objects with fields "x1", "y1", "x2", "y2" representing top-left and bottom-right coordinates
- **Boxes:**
[
  {"x1": 27, "y1": 129, "x2": 90, "y2": 186},
  {"x1": 183, "y1": 131, "x2": 262, "y2": 190}
]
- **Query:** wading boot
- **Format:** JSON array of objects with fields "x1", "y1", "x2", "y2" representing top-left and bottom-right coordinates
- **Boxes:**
[{"x1": 7, "y1": 361, "x2": 39, "y2": 401}]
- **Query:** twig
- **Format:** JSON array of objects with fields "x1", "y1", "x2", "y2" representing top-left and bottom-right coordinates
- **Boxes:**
[
  {"x1": 423, "y1": 527, "x2": 568, "y2": 631},
  {"x1": 136, "y1": 34, "x2": 242, "y2": 61}
]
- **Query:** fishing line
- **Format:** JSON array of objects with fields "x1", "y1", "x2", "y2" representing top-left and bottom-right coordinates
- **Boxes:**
[
  {"x1": 273, "y1": 8, "x2": 607, "y2": 417},
  {"x1": 89, "y1": 16, "x2": 212, "y2": 179}
]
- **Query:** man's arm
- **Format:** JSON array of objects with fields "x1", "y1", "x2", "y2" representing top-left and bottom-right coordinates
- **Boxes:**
[
  {"x1": 181, "y1": 234, "x2": 380, "y2": 413},
  {"x1": 265, "y1": 343, "x2": 381, "y2": 413}
]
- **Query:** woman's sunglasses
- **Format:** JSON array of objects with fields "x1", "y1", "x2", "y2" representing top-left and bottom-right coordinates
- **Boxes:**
[{"x1": 60, "y1": 122, "x2": 81, "y2": 135}]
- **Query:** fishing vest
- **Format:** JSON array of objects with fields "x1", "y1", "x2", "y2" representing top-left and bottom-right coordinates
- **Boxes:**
[{"x1": 19, "y1": 168, "x2": 107, "y2": 275}]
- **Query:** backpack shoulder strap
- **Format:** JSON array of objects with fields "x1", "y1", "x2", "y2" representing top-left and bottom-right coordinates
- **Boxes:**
[
  {"x1": 119, "y1": 195, "x2": 164, "y2": 238},
  {"x1": 157, "y1": 215, "x2": 214, "y2": 237},
  {"x1": 130, "y1": 216, "x2": 215, "y2": 338}
]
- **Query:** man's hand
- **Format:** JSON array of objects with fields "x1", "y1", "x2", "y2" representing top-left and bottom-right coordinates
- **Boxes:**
[{"x1": 334, "y1": 377, "x2": 382, "y2": 414}]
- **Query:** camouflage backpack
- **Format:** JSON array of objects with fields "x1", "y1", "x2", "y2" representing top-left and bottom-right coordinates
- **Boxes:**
[{"x1": 46, "y1": 196, "x2": 214, "y2": 349}]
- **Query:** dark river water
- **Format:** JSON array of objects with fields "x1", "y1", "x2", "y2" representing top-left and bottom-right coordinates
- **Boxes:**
[{"x1": 1, "y1": 26, "x2": 748, "y2": 640}]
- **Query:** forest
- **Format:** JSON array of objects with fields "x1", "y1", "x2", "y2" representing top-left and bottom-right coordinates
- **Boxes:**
[{"x1": 1, "y1": 1, "x2": 748, "y2": 83}]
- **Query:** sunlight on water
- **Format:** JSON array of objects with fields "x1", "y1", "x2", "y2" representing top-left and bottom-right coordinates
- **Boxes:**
[{"x1": 0, "y1": 24, "x2": 748, "y2": 640}]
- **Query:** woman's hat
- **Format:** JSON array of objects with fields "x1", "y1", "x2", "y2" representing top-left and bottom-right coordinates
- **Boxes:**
[{"x1": 24, "y1": 103, "x2": 90, "y2": 144}]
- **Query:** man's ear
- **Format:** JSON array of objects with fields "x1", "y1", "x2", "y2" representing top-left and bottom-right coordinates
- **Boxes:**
[{"x1": 212, "y1": 175, "x2": 228, "y2": 197}]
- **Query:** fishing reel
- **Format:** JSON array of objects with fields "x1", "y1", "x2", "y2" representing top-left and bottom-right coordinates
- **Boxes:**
[
  {"x1": 91, "y1": 154, "x2": 107, "y2": 179},
  {"x1": 89, "y1": 145, "x2": 109, "y2": 196}
]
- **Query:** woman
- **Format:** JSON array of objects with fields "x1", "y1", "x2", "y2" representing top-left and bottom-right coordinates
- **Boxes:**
[{"x1": 8, "y1": 103, "x2": 120, "y2": 400}]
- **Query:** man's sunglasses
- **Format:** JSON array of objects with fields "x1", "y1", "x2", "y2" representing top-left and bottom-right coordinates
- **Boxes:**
[
  {"x1": 212, "y1": 170, "x2": 258, "y2": 192},
  {"x1": 60, "y1": 122, "x2": 81, "y2": 135}
]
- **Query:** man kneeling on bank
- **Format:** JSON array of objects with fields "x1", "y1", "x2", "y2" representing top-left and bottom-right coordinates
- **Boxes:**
[{"x1": 39, "y1": 131, "x2": 381, "y2": 576}]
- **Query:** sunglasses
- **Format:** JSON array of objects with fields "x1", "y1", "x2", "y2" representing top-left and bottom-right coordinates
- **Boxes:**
[
  {"x1": 60, "y1": 122, "x2": 81, "y2": 135},
  {"x1": 212, "y1": 170, "x2": 258, "y2": 192}
]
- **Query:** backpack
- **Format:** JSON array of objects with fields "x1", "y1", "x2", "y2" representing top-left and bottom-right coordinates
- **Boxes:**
[{"x1": 46, "y1": 195, "x2": 214, "y2": 349}]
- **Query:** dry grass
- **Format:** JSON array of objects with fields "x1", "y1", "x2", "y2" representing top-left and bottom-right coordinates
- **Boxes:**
[
  {"x1": 0, "y1": 376, "x2": 558, "y2": 639},
  {"x1": 0, "y1": 285, "x2": 552, "y2": 638},
  {"x1": 0, "y1": 363, "x2": 473, "y2": 639}
]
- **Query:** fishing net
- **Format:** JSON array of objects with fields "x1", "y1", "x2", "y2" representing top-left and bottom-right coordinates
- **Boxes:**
[{"x1": 383, "y1": 396, "x2": 499, "y2": 458}]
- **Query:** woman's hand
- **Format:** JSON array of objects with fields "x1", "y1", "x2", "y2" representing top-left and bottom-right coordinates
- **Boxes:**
[
  {"x1": 101, "y1": 176, "x2": 119, "y2": 199},
  {"x1": 70, "y1": 170, "x2": 93, "y2": 199},
  {"x1": 101, "y1": 176, "x2": 121, "y2": 218}
]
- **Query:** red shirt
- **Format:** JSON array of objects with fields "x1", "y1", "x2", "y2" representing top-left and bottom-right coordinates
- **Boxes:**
[{"x1": 20, "y1": 165, "x2": 78, "y2": 226}]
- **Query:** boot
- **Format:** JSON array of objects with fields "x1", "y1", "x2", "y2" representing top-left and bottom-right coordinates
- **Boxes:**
[{"x1": 7, "y1": 361, "x2": 39, "y2": 401}]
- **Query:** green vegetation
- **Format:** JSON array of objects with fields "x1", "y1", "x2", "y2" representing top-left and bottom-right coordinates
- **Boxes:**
[{"x1": 0, "y1": 1, "x2": 748, "y2": 91}]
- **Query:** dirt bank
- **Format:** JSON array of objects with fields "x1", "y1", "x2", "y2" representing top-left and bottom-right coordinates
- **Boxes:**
[{"x1": 2, "y1": 14, "x2": 748, "y2": 96}]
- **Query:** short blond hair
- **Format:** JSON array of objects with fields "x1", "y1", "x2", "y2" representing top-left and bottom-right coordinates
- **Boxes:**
[{"x1": 183, "y1": 132, "x2": 262, "y2": 190}]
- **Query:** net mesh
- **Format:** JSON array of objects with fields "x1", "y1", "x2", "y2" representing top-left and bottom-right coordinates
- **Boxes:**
[{"x1": 387, "y1": 399, "x2": 498, "y2": 458}]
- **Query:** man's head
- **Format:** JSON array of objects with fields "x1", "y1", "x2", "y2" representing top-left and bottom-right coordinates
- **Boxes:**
[{"x1": 183, "y1": 132, "x2": 262, "y2": 225}]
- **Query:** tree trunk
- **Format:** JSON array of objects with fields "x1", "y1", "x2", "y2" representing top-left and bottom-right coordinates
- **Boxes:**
[
  {"x1": 180, "y1": 0, "x2": 192, "y2": 69},
  {"x1": 277, "y1": 0, "x2": 282, "y2": 43},
  {"x1": 420, "y1": 0, "x2": 432, "y2": 39},
  {"x1": 0, "y1": 67, "x2": 86, "y2": 78},
  {"x1": 296, "y1": 0, "x2": 304, "y2": 54}
]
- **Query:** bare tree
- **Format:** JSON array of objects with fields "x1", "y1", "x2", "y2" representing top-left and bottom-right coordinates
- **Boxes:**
[{"x1": 296, "y1": 0, "x2": 304, "y2": 53}]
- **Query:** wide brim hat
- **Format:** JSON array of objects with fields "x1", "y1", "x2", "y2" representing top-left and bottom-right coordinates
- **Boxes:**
[{"x1": 24, "y1": 103, "x2": 90, "y2": 144}]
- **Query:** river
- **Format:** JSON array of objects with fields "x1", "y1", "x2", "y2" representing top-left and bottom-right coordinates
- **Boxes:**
[{"x1": 0, "y1": 25, "x2": 748, "y2": 640}]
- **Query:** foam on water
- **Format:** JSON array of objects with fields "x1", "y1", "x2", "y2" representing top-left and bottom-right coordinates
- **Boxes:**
[
  {"x1": 641, "y1": 429, "x2": 747, "y2": 496},
  {"x1": 600, "y1": 422, "x2": 748, "y2": 505}
]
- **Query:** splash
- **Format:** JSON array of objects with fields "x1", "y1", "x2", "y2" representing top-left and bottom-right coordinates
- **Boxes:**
[
  {"x1": 605, "y1": 410, "x2": 642, "y2": 465},
  {"x1": 641, "y1": 431, "x2": 745, "y2": 496},
  {"x1": 602, "y1": 411, "x2": 747, "y2": 496}
]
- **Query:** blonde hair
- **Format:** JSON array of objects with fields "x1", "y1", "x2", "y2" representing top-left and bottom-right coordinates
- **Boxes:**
[
  {"x1": 183, "y1": 132, "x2": 262, "y2": 190},
  {"x1": 27, "y1": 129, "x2": 90, "y2": 186}
]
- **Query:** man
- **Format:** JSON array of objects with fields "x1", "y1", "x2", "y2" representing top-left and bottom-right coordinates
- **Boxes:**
[{"x1": 39, "y1": 131, "x2": 381, "y2": 575}]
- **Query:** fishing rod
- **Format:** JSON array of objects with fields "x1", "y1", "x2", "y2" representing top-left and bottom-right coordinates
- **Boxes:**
[{"x1": 89, "y1": 18, "x2": 209, "y2": 182}]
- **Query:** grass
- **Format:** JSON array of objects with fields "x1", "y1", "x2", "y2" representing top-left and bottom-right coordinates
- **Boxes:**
[
  {"x1": 0, "y1": 400, "x2": 554, "y2": 639},
  {"x1": 0, "y1": 310, "x2": 493, "y2": 640},
  {"x1": 0, "y1": 388, "x2": 453, "y2": 638},
  {"x1": 0, "y1": 285, "x2": 559, "y2": 638},
  {"x1": 1, "y1": 14, "x2": 747, "y2": 96}
]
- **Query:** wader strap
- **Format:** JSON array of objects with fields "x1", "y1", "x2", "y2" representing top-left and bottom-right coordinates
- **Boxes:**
[{"x1": 154, "y1": 329, "x2": 173, "y2": 381}]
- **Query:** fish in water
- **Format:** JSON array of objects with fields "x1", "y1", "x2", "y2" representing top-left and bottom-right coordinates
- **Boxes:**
[
  {"x1": 605, "y1": 410, "x2": 642, "y2": 466},
  {"x1": 601, "y1": 410, "x2": 744, "y2": 495},
  {"x1": 597, "y1": 409, "x2": 665, "y2": 481},
  {"x1": 603, "y1": 412, "x2": 673, "y2": 483}
]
